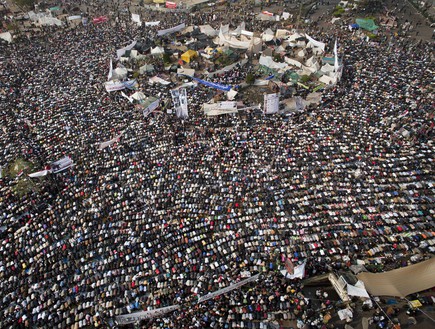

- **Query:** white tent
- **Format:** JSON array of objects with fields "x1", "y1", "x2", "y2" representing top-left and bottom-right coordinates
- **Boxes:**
[
  {"x1": 259, "y1": 56, "x2": 287, "y2": 71},
  {"x1": 151, "y1": 47, "x2": 164, "y2": 55},
  {"x1": 319, "y1": 75, "x2": 336, "y2": 85},
  {"x1": 177, "y1": 68, "x2": 195, "y2": 76},
  {"x1": 199, "y1": 25, "x2": 217, "y2": 37},
  {"x1": 262, "y1": 28, "x2": 275, "y2": 42},
  {"x1": 38, "y1": 16, "x2": 63, "y2": 26},
  {"x1": 275, "y1": 29, "x2": 291, "y2": 39},
  {"x1": 287, "y1": 33, "x2": 303, "y2": 42},
  {"x1": 284, "y1": 57, "x2": 302, "y2": 68},
  {"x1": 347, "y1": 281, "x2": 370, "y2": 298},
  {"x1": 305, "y1": 34, "x2": 325, "y2": 52},
  {"x1": 320, "y1": 63, "x2": 335, "y2": 74},
  {"x1": 297, "y1": 49, "x2": 306, "y2": 58},
  {"x1": 0, "y1": 32, "x2": 12, "y2": 43},
  {"x1": 305, "y1": 56, "x2": 320, "y2": 71}
]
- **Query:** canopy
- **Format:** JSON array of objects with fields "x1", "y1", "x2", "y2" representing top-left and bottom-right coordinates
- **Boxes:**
[
  {"x1": 357, "y1": 258, "x2": 435, "y2": 297},
  {"x1": 355, "y1": 18, "x2": 378, "y2": 31},
  {"x1": 181, "y1": 50, "x2": 197, "y2": 63}
]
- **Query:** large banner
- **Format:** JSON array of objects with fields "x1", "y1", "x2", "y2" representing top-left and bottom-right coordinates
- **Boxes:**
[
  {"x1": 334, "y1": 39, "x2": 339, "y2": 72},
  {"x1": 51, "y1": 156, "x2": 73, "y2": 173},
  {"x1": 98, "y1": 133, "x2": 123, "y2": 150},
  {"x1": 203, "y1": 102, "x2": 238, "y2": 116},
  {"x1": 143, "y1": 99, "x2": 160, "y2": 117},
  {"x1": 165, "y1": 1, "x2": 177, "y2": 8},
  {"x1": 93, "y1": 16, "x2": 108, "y2": 24},
  {"x1": 295, "y1": 96, "x2": 305, "y2": 112},
  {"x1": 105, "y1": 80, "x2": 136, "y2": 92},
  {"x1": 145, "y1": 21, "x2": 160, "y2": 26},
  {"x1": 171, "y1": 89, "x2": 188, "y2": 119},
  {"x1": 116, "y1": 40, "x2": 137, "y2": 59},
  {"x1": 191, "y1": 77, "x2": 231, "y2": 92},
  {"x1": 157, "y1": 23, "x2": 185, "y2": 36},
  {"x1": 198, "y1": 274, "x2": 260, "y2": 303},
  {"x1": 67, "y1": 15, "x2": 82, "y2": 21},
  {"x1": 115, "y1": 305, "x2": 180, "y2": 325},
  {"x1": 264, "y1": 93, "x2": 280, "y2": 114}
]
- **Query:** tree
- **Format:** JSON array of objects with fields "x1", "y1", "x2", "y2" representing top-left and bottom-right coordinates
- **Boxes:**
[
  {"x1": 245, "y1": 73, "x2": 255, "y2": 85},
  {"x1": 358, "y1": 0, "x2": 383, "y2": 14},
  {"x1": 12, "y1": 0, "x2": 35, "y2": 9}
]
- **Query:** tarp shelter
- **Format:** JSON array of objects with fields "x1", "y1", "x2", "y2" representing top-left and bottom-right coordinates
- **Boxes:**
[
  {"x1": 357, "y1": 257, "x2": 435, "y2": 297},
  {"x1": 181, "y1": 50, "x2": 197, "y2": 63},
  {"x1": 262, "y1": 28, "x2": 274, "y2": 42},
  {"x1": 177, "y1": 68, "x2": 195, "y2": 76},
  {"x1": 355, "y1": 18, "x2": 378, "y2": 31},
  {"x1": 199, "y1": 25, "x2": 217, "y2": 37},
  {"x1": 139, "y1": 64, "x2": 155, "y2": 74}
]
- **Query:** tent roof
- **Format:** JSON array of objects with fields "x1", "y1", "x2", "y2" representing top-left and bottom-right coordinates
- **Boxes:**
[{"x1": 357, "y1": 258, "x2": 435, "y2": 297}]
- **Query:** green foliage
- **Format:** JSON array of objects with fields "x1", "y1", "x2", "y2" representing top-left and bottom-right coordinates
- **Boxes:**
[
  {"x1": 6, "y1": 23, "x2": 19, "y2": 31},
  {"x1": 273, "y1": 54, "x2": 284, "y2": 63},
  {"x1": 299, "y1": 75, "x2": 311, "y2": 84},
  {"x1": 6, "y1": 158, "x2": 33, "y2": 178},
  {"x1": 12, "y1": 178, "x2": 39, "y2": 197},
  {"x1": 333, "y1": 6, "x2": 345, "y2": 17},
  {"x1": 12, "y1": 0, "x2": 35, "y2": 9},
  {"x1": 132, "y1": 71, "x2": 140, "y2": 79},
  {"x1": 163, "y1": 53, "x2": 171, "y2": 64},
  {"x1": 245, "y1": 73, "x2": 255, "y2": 85},
  {"x1": 366, "y1": 32, "x2": 379, "y2": 40}
]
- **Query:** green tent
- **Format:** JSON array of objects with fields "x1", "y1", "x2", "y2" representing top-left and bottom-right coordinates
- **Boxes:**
[{"x1": 356, "y1": 18, "x2": 378, "y2": 31}]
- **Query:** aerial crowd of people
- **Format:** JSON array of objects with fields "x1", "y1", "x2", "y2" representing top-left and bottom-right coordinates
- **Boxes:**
[{"x1": 0, "y1": 0, "x2": 434, "y2": 328}]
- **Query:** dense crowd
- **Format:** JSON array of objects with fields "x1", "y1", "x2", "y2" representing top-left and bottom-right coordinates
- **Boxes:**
[{"x1": 0, "y1": 1, "x2": 434, "y2": 329}]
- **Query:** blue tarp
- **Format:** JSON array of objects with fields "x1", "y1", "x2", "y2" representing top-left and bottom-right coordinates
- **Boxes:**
[{"x1": 192, "y1": 77, "x2": 231, "y2": 91}]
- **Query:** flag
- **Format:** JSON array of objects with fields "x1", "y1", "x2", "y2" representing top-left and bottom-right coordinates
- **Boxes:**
[
  {"x1": 93, "y1": 16, "x2": 108, "y2": 24},
  {"x1": 107, "y1": 59, "x2": 113, "y2": 81},
  {"x1": 29, "y1": 170, "x2": 50, "y2": 178},
  {"x1": 120, "y1": 91, "x2": 134, "y2": 103},
  {"x1": 281, "y1": 261, "x2": 306, "y2": 279},
  {"x1": 284, "y1": 257, "x2": 294, "y2": 275}
]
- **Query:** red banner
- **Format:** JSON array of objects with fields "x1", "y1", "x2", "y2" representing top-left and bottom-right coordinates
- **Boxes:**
[
  {"x1": 166, "y1": 1, "x2": 177, "y2": 8},
  {"x1": 93, "y1": 16, "x2": 108, "y2": 24}
]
